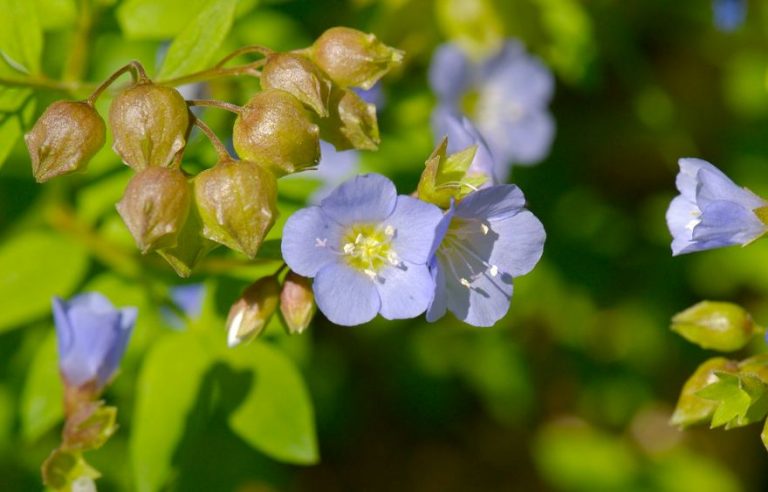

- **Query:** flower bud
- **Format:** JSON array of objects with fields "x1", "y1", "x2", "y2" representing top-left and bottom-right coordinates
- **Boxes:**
[
  {"x1": 226, "y1": 276, "x2": 281, "y2": 347},
  {"x1": 62, "y1": 401, "x2": 117, "y2": 451},
  {"x1": 194, "y1": 159, "x2": 278, "y2": 257},
  {"x1": 311, "y1": 27, "x2": 403, "y2": 89},
  {"x1": 671, "y1": 357, "x2": 737, "y2": 427},
  {"x1": 109, "y1": 82, "x2": 190, "y2": 170},
  {"x1": 671, "y1": 301, "x2": 758, "y2": 352},
  {"x1": 261, "y1": 53, "x2": 332, "y2": 117},
  {"x1": 25, "y1": 101, "x2": 106, "y2": 182},
  {"x1": 233, "y1": 89, "x2": 320, "y2": 176},
  {"x1": 279, "y1": 271, "x2": 315, "y2": 334},
  {"x1": 318, "y1": 87, "x2": 379, "y2": 151},
  {"x1": 116, "y1": 167, "x2": 190, "y2": 254},
  {"x1": 417, "y1": 137, "x2": 487, "y2": 208}
]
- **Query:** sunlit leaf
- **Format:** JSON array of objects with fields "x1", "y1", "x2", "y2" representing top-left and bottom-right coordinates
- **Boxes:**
[
  {"x1": 0, "y1": 0, "x2": 43, "y2": 74},
  {"x1": 20, "y1": 331, "x2": 63, "y2": 442}
]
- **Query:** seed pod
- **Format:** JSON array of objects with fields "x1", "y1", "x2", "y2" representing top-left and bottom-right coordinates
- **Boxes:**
[
  {"x1": 671, "y1": 301, "x2": 758, "y2": 352},
  {"x1": 156, "y1": 203, "x2": 218, "y2": 278},
  {"x1": 116, "y1": 167, "x2": 190, "y2": 253},
  {"x1": 261, "y1": 53, "x2": 332, "y2": 117},
  {"x1": 25, "y1": 101, "x2": 106, "y2": 183},
  {"x1": 226, "y1": 276, "x2": 281, "y2": 347},
  {"x1": 311, "y1": 27, "x2": 403, "y2": 89},
  {"x1": 318, "y1": 87, "x2": 379, "y2": 151},
  {"x1": 109, "y1": 82, "x2": 189, "y2": 170},
  {"x1": 194, "y1": 159, "x2": 278, "y2": 258},
  {"x1": 279, "y1": 271, "x2": 315, "y2": 334},
  {"x1": 233, "y1": 89, "x2": 320, "y2": 176}
]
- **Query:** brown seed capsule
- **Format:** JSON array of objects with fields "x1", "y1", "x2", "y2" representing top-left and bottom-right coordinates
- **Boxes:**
[
  {"x1": 318, "y1": 87, "x2": 379, "y2": 151},
  {"x1": 233, "y1": 89, "x2": 320, "y2": 176},
  {"x1": 116, "y1": 167, "x2": 191, "y2": 253},
  {"x1": 226, "y1": 276, "x2": 281, "y2": 347},
  {"x1": 261, "y1": 53, "x2": 332, "y2": 117},
  {"x1": 25, "y1": 100, "x2": 106, "y2": 183},
  {"x1": 279, "y1": 271, "x2": 315, "y2": 335},
  {"x1": 311, "y1": 27, "x2": 403, "y2": 90},
  {"x1": 109, "y1": 82, "x2": 190, "y2": 170},
  {"x1": 194, "y1": 159, "x2": 278, "y2": 258}
]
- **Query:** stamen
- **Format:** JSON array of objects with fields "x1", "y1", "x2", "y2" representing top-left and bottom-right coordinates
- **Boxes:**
[
  {"x1": 364, "y1": 269, "x2": 377, "y2": 279},
  {"x1": 460, "y1": 278, "x2": 472, "y2": 288},
  {"x1": 490, "y1": 265, "x2": 498, "y2": 277},
  {"x1": 343, "y1": 243, "x2": 355, "y2": 254},
  {"x1": 481, "y1": 223, "x2": 490, "y2": 235},
  {"x1": 355, "y1": 233, "x2": 364, "y2": 244},
  {"x1": 384, "y1": 225, "x2": 395, "y2": 236},
  {"x1": 315, "y1": 238, "x2": 327, "y2": 248},
  {"x1": 387, "y1": 251, "x2": 399, "y2": 265}
]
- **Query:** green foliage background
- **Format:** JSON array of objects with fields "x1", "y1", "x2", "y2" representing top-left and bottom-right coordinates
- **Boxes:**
[{"x1": 2, "y1": 0, "x2": 768, "y2": 490}]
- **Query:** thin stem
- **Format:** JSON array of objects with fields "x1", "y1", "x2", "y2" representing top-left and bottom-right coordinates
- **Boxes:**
[
  {"x1": 187, "y1": 99, "x2": 242, "y2": 114},
  {"x1": 0, "y1": 75, "x2": 87, "y2": 93},
  {"x1": 214, "y1": 45, "x2": 273, "y2": 68},
  {"x1": 62, "y1": 0, "x2": 94, "y2": 82},
  {"x1": 86, "y1": 61, "x2": 148, "y2": 105},
  {"x1": 157, "y1": 61, "x2": 265, "y2": 87},
  {"x1": 193, "y1": 117, "x2": 231, "y2": 161}
]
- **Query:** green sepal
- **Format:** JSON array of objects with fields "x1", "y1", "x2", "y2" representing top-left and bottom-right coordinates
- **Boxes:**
[
  {"x1": 695, "y1": 371, "x2": 768, "y2": 429},
  {"x1": 62, "y1": 402, "x2": 118, "y2": 452},
  {"x1": 671, "y1": 357, "x2": 737, "y2": 428},
  {"x1": 416, "y1": 137, "x2": 488, "y2": 208},
  {"x1": 156, "y1": 199, "x2": 218, "y2": 278},
  {"x1": 42, "y1": 448, "x2": 99, "y2": 491}
]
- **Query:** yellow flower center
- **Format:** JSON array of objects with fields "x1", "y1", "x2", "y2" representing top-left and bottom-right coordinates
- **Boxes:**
[{"x1": 340, "y1": 223, "x2": 398, "y2": 278}]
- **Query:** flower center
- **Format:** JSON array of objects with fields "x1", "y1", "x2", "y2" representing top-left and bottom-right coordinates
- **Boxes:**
[{"x1": 340, "y1": 223, "x2": 399, "y2": 278}]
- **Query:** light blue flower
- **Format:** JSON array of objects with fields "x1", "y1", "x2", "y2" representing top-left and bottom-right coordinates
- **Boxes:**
[
  {"x1": 52, "y1": 293, "x2": 137, "y2": 389},
  {"x1": 309, "y1": 141, "x2": 361, "y2": 204},
  {"x1": 427, "y1": 185, "x2": 545, "y2": 327},
  {"x1": 713, "y1": 0, "x2": 746, "y2": 32},
  {"x1": 667, "y1": 158, "x2": 767, "y2": 256},
  {"x1": 161, "y1": 284, "x2": 206, "y2": 328},
  {"x1": 429, "y1": 40, "x2": 555, "y2": 180},
  {"x1": 282, "y1": 174, "x2": 444, "y2": 326},
  {"x1": 431, "y1": 106, "x2": 497, "y2": 187}
]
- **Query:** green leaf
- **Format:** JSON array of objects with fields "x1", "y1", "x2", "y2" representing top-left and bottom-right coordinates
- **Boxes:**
[
  {"x1": 0, "y1": 231, "x2": 89, "y2": 332},
  {"x1": 117, "y1": 0, "x2": 212, "y2": 39},
  {"x1": 156, "y1": 0, "x2": 237, "y2": 80},
  {"x1": 131, "y1": 332, "x2": 212, "y2": 492},
  {"x1": 34, "y1": 0, "x2": 77, "y2": 30},
  {"x1": 0, "y1": 87, "x2": 36, "y2": 168},
  {"x1": 225, "y1": 342, "x2": 318, "y2": 464},
  {"x1": 0, "y1": 0, "x2": 43, "y2": 74},
  {"x1": 20, "y1": 331, "x2": 63, "y2": 442}
]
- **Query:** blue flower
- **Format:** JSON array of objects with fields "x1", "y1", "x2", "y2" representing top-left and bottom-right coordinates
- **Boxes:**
[
  {"x1": 429, "y1": 40, "x2": 555, "y2": 180},
  {"x1": 308, "y1": 141, "x2": 361, "y2": 204},
  {"x1": 52, "y1": 293, "x2": 137, "y2": 389},
  {"x1": 427, "y1": 185, "x2": 545, "y2": 327},
  {"x1": 431, "y1": 106, "x2": 497, "y2": 187},
  {"x1": 667, "y1": 158, "x2": 767, "y2": 256},
  {"x1": 161, "y1": 284, "x2": 206, "y2": 328},
  {"x1": 282, "y1": 174, "x2": 444, "y2": 326},
  {"x1": 713, "y1": 0, "x2": 746, "y2": 32}
]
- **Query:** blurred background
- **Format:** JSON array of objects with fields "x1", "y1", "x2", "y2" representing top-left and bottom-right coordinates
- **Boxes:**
[{"x1": 2, "y1": 0, "x2": 768, "y2": 490}]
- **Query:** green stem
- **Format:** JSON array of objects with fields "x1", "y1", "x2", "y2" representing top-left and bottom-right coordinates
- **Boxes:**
[
  {"x1": 187, "y1": 99, "x2": 242, "y2": 114},
  {"x1": 192, "y1": 117, "x2": 232, "y2": 162},
  {"x1": 87, "y1": 61, "x2": 147, "y2": 105},
  {"x1": 63, "y1": 0, "x2": 94, "y2": 83},
  {"x1": 157, "y1": 61, "x2": 264, "y2": 87}
]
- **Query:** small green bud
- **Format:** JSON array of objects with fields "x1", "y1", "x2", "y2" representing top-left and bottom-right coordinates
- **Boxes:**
[
  {"x1": 25, "y1": 101, "x2": 106, "y2": 182},
  {"x1": 671, "y1": 357, "x2": 737, "y2": 427},
  {"x1": 318, "y1": 87, "x2": 379, "y2": 151},
  {"x1": 116, "y1": 167, "x2": 190, "y2": 254},
  {"x1": 311, "y1": 27, "x2": 403, "y2": 89},
  {"x1": 233, "y1": 89, "x2": 320, "y2": 176},
  {"x1": 417, "y1": 137, "x2": 488, "y2": 208},
  {"x1": 279, "y1": 271, "x2": 315, "y2": 335},
  {"x1": 194, "y1": 159, "x2": 278, "y2": 257},
  {"x1": 42, "y1": 449, "x2": 98, "y2": 491},
  {"x1": 261, "y1": 53, "x2": 332, "y2": 117},
  {"x1": 62, "y1": 401, "x2": 118, "y2": 452},
  {"x1": 156, "y1": 203, "x2": 218, "y2": 278},
  {"x1": 671, "y1": 301, "x2": 759, "y2": 352},
  {"x1": 109, "y1": 81, "x2": 190, "y2": 170},
  {"x1": 226, "y1": 276, "x2": 281, "y2": 347}
]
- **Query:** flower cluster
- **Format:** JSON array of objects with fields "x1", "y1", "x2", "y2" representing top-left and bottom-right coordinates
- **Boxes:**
[{"x1": 429, "y1": 40, "x2": 555, "y2": 181}]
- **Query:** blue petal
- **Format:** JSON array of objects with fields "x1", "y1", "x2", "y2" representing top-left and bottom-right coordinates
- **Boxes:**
[
  {"x1": 481, "y1": 44, "x2": 554, "y2": 109},
  {"x1": 59, "y1": 304, "x2": 123, "y2": 387},
  {"x1": 479, "y1": 110, "x2": 555, "y2": 174},
  {"x1": 454, "y1": 184, "x2": 526, "y2": 221},
  {"x1": 676, "y1": 158, "x2": 724, "y2": 200},
  {"x1": 693, "y1": 200, "x2": 765, "y2": 245},
  {"x1": 281, "y1": 206, "x2": 343, "y2": 277},
  {"x1": 376, "y1": 261, "x2": 434, "y2": 319},
  {"x1": 308, "y1": 141, "x2": 361, "y2": 204},
  {"x1": 313, "y1": 263, "x2": 380, "y2": 326},
  {"x1": 487, "y1": 209, "x2": 546, "y2": 277},
  {"x1": 696, "y1": 166, "x2": 765, "y2": 211},
  {"x1": 320, "y1": 174, "x2": 397, "y2": 225},
  {"x1": 170, "y1": 284, "x2": 205, "y2": 318},
  {"x1": 666, "y1": 195, "x2": 701, "y2": 255},
  {"x1": 386, "y1": 195, "x2": 444, "y2": 264},
  {"x1": 52, "y1": 297, "x2": 74, "y2": 358},
  {"x1": 426, "y1": 259, "x2": 448, "y2": 322},
  {"x1": 429, "y1": 43, "x2": 471, "y2": 103},
  {"x1": 714, "y1": 0, "x2": 746, "y2": 31}
]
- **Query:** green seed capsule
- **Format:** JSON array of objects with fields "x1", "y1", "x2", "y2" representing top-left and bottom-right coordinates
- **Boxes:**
[
  {"x1": 261, "y1": 53, "x2": 332, "y2": 117},
  {"x1": 318, "y1": 87, "x2": 379, "y2": 151}
]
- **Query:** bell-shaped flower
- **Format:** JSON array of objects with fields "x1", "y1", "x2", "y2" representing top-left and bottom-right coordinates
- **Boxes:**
[
  {"x1": 429, "y1": 40, "x2": 555, "y2": 180},
  {"x1": 52, "y1": 293, "x2": 137, "y2": 390},
  {"x1": 282, "y1": 174, "x2": 443, "y2": 326},
  {"x1": 427, "y1": 185, "x2": 545, "y2": 327},
  {"x1": 666, "y1": 158, "x2": 768, "y2": 255}
]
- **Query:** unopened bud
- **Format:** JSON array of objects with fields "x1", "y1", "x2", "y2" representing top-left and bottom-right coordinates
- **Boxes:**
[
  {"x1": 25, "y1": 101, "x2": 106, "y2": 182},
  {"x1": 280, "y1": 271, "x2": 315, "y2": 334},
  {"x1": 233, "y1": 89, "x2": 320, "y2": 176},
  {"x1": 226, "y1": 276, "x2": 281, "y2": 347},
  {"x1": 671, "y1": 301, "x2": 759, "y2": 352},
  {"x1": 261, "y1": 53, "x2": 332, "y2": 117},
  {"x1": 109, "y1": 82, "x2": 190, "y2": 170},
  {"x1": 319, "y1": 88, "x2": 379, "y2": 151},
  {"x1": 671, "y1": 357, "x2": 737, "y2": 427},
  {"x1": 311, "y1": 27, "x2": 403, "y2": 89},
  {"x1": 194, "y1": 159, "x2": 278, "y2": 257},
  {"x1": 116, "y1": 167, "x2": 190, "y2": 253}
]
